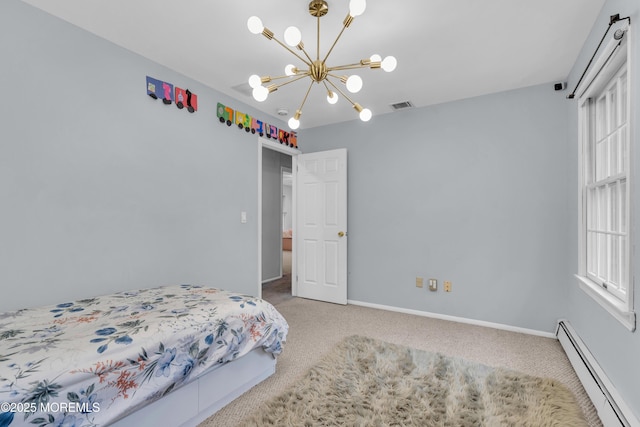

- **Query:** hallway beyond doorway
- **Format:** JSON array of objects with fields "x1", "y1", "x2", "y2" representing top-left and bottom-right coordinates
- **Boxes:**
[{"x1": 262, "y1": 251, "x2": 292, "y2": 305}]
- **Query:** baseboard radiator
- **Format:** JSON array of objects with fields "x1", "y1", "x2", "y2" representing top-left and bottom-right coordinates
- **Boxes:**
[{"x1": 556, "y1": 320, "x2": 639, "y2": 427}]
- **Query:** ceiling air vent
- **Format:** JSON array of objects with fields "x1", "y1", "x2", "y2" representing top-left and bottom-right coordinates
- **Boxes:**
[
  {"x1": 231, "y1": 82, "x2": 253, "y2": 97},
  {"x1": 390, "y1": 101, "x2": 414, "y2": 111}
]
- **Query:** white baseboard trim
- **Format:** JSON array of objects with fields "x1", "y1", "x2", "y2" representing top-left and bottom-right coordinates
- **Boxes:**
[
  {"x1": 262, "y1": 275, "x2": 283, "y2": 284},
  {"x1": 347, "y1": 299, "x2": 556, "y2": 339}
]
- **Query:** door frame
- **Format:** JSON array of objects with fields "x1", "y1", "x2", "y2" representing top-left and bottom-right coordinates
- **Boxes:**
[
  {"x1": 257, "y1": 137, "x2": 299, "y2": 299},
  {"x1": 281, "y1": 165, "x2": 293, "y2": 278}
]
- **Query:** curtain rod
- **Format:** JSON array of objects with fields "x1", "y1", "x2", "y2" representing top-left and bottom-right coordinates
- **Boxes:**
[{"x1": 567, "y1": 14, "x2": 631, "y2": 99}]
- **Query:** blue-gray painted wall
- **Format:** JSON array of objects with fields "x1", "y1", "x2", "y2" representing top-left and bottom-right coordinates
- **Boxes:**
[
  {"x1": 301, "y1": 84, "x2": 570, "y2": 333},
  {"x1": 0, "y1": 0, "x2": 286, "y2": 312}
]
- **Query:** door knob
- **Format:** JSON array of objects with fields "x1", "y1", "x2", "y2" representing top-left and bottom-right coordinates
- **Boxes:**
[{"x1": 338, "y1": 231, "x2": 346, "y2": 237}]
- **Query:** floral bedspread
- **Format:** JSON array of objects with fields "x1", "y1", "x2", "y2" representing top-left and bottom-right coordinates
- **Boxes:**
[{"x1": 0, "y1": 285, "x2": 288, "y2": 427}]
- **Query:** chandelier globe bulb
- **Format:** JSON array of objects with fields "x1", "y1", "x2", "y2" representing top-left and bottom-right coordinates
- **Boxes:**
[
  {"x1": 288, "y1": 117, "x2": 300, "y2": 130},
  {"x1": 349, "y1": 0, "x2": 367, "y2": 17},
  {"x1": 359, "y1": 108, "x2": 372, "y2": 122},
  {"x1": 252, "y1": 86, "x2": 269, "y2": 102},
  {"x1": 381, "y1": 56, "x2": 397, "y2": 72},
  {"x1": 284, "y1": 26, "x2": 302, "y2": 47},
  {"x1": 370, "y1": 54, "x2": 382, "y2": 62},
  {"x1": 346, "y1": 75, "x2": 363, "y2": 93},
  {"x1": 247, "y1": 16, "x2": 264, "y2": 34},
  {"x1": 285, "y1": 64, "x2": 296, "y2": 76},
  {"x1": 248, "y1": 74, "x2": 262, "y2": 89},
  {"x1": 327, "y1": 91, "x2": 339, "y2": 104}
]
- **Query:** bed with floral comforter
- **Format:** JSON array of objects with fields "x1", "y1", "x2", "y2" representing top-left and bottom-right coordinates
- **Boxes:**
[{"x1": 0, "y1": 285, "x2": 288, "y2": 427}]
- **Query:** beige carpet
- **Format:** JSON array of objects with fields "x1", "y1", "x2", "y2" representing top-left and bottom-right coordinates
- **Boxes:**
[
  {"x1": 199, "y1": 297, "x2": 600, "y2": 427},
  {"x1": 261, "y1": 276, "x2": 293, "y2": 306},
  {"x1": 262, "y1": 251, "x2": 292, "y2": 305},
  {"x1": 261, "y1": 251, "x2": 293, "y2": 306}
]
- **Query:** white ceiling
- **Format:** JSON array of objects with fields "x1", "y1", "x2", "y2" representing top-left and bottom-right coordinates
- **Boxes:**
[{"x1": 21, "y1": 0, "x2": 605, "y2": 129}]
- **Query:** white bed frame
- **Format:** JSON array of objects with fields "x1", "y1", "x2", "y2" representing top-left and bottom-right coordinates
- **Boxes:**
[{"x1": 110, "y1": 348, "x2": 276, "y2": 427}]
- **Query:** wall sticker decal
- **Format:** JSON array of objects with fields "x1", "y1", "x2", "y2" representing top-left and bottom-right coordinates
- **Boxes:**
[
  {"x1": 216, "y1": 102, "x2": 298, "y2": 149},
  {"x1": 146, "y1": 76, "x2": 197, "y2": 113},
  {"x1": 145, "y1": 76, "x2": 292, "y2": 146},
  {"x1": 175, "y1": 87, "x2": 197, "y2": 113}
]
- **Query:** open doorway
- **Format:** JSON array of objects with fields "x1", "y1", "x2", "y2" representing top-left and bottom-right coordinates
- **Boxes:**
[
  {"x1": 261, "y1": 146, "x2": 293, "y2": 305},
  {"x1": 258, "y1": 141, "x2": 348, "y2": 305}
]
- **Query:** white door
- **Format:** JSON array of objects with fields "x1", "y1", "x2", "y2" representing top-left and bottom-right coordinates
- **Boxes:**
[{"x1": 295, "y1": 148, "x2": 347, "y2": 304}]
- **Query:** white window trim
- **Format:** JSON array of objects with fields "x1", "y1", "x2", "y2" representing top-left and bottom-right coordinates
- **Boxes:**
[
  {"x1": 574, "y1": 275, "x2": 635, "y2": 330},
  {"x1": 575, "y1": 22, "x2": 636, "y2": 332}
]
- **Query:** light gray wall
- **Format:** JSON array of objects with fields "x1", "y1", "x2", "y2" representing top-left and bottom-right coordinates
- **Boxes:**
[
  {"x1": 262, "y1": 148, "x2": 291, "y2": 281},
  {"x1": 0, "y1": 0, "x2": 285, "y2": 312},
  {"x1": 565, "y1": 0, "x2": 640, "y2": 419},
  {"x1": 301, "y1": 84, "x2": 570, "y2": 333}
]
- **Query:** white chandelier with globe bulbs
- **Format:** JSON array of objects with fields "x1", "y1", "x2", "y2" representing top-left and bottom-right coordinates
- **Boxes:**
[{"x1": 247, "y1": 0, "x2": 397, "y2": 130}]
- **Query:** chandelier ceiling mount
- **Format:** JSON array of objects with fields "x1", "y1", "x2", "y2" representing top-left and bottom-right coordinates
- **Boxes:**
[{"x1": 309, "y1": 0, "x2": 329, "y2": 18}]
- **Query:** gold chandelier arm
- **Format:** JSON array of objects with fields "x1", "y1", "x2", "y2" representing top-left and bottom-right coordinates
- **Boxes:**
[
  {"x1": 326, "y1": 77, "x2": 367, "y2": 117},
  {"x1": 322, "y1": 25, "x2": 347, "y2": 65},
  {"x1": 317, "y1": 14, "x2": 321, "y2": 61},
  {"x1": 297, "y1": 43, "x2": 315, "y2": 64},
  {"x1": 322, "y1": 13, "x2": 355, "y2": 64},
  {"x1": 270, "y1": 35, "x2": 312, "y2": 67},
  {"x1": 262, "y1": 73, "x2": 308, "y2": 83},
  {"x1": 296, "y1": 80, "x2": 315, "y2": 117},
  {"x1": 325, "y1": 77, "x2": 358, "y2": 107},
  {"x1": 326, "y1": 63, "x2": 366, "y2": 72},
  {"x1": 270, "y1": 73, "x2": 311, "y2": 91},
  {"x1": 328, "y1": 61, "x2": 381, "y2": 72},
  {"x1": 326, "y1": 72, "x2": 356, "y2": 82}
]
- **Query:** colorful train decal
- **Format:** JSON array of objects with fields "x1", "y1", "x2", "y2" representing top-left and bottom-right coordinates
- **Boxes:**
[
  {"x1": 147, "y1": 76, "x2": 197, "y2": 113},
  {"x1": 216, "y1": 102, "x2": 298, "y2": 149},
  {"x1": 145, "y1": 76, "x2": 295, "y2": 147},
  {"x1": 175, "y1": 87, "x2": 197, "y2": 112}
]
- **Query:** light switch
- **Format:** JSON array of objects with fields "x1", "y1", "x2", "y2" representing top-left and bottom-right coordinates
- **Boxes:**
[{"x1": 241, "y1": 211, "x2": 247, "y2": 223}]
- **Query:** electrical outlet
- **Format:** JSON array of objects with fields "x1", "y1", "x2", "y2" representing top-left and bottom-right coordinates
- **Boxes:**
[
  {"x1": 444, "y1": 281, "x2": 452, "y2": 292},
  {"x1": 416, "y1": 277, "x2": 423, "y2": 288},
  {"x1": 428, "y1": 278, "x2": 437, "y2": 291}
]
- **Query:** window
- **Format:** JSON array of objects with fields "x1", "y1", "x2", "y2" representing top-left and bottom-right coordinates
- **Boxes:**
[{"x1": 576, "y1": 24, "x2": 635, "y2": 331}]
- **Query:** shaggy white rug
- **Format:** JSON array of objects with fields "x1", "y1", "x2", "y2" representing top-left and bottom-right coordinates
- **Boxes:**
[{"x1": 239, "y1": 335, "x2": 587, "y2": 426}]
